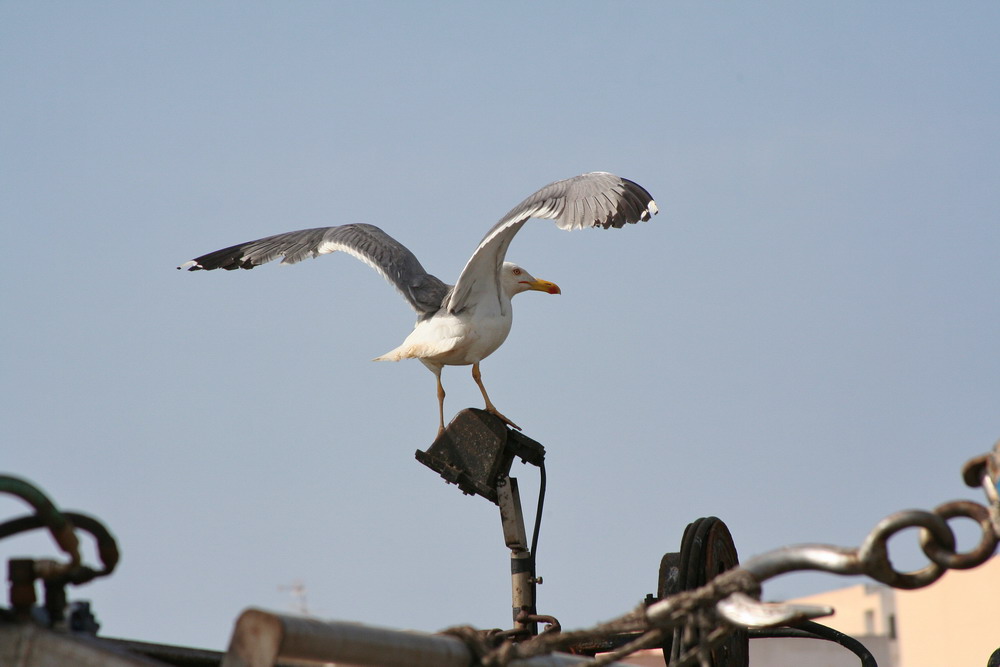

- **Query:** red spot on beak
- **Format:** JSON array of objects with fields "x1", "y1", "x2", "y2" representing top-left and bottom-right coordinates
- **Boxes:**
[{"x1": 523, "y1": 279, "x2": 560, "y2": 294}]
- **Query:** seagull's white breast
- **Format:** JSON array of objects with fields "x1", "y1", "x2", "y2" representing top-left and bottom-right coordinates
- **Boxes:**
[{"x1": 373, "y1": 298, "x2": 514, "y2": 366}]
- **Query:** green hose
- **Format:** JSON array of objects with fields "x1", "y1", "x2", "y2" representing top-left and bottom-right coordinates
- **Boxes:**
[{"x1": 0, "y1": 475, "x2": 81, "y2": 565}]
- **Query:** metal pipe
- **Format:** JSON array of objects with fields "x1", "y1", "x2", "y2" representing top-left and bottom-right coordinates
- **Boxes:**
[
  {"x1": 220, "y1": 608, "x2": 635, "y2": 667},
  {"x1": 0, "y1": 475, "x2": 80, "y2": 565},
  {"x1": 0, "y1": 511, "x2": 119, "y2": 578},
  {"x1": 498, "y1": 476, "x2": 537, "y2": 634}
]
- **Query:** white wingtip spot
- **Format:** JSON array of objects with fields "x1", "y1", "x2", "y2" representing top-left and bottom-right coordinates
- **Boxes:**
[
  {"x1": 649, "y1": 200, "x2": 659, "y2": 216},
  {"x1": 177, "y1": 260, "x2": 199, "y2": 270}
]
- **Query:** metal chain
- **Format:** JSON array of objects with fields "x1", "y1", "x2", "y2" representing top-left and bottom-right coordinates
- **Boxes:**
[
  {"x1": 737, "y1": 444, "x2": 1000, "y2": 595},
  {"x1": 866, "y1": 457, "x2": 1000, "y2": 585},
  {"x1": 464, "y1": 442, "x2": 1000, "y2": 666},
  {"x1": 857, "y1": 500, "x2": 998, "y2": 589}
]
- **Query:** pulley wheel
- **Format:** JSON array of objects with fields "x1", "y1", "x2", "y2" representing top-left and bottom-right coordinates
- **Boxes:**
[{"x1": 656, "y1": 516, "x2": 749, "y2": 667}]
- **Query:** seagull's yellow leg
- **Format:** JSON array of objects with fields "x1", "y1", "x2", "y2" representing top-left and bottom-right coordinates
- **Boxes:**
[
  {"x1": 471, "y1": 362, "x2": 521, "y2": 431},
  {"x1": 434, "y1": 368, "x2": 446, "y2": 437}
]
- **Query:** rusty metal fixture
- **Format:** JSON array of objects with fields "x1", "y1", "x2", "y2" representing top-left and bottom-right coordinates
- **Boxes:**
[
  {"x1": 961, "y1": 439, "x2": 1000, "y2": 489},
  {"x1": 655, "y1": 517, "x2": 748, "y2": 667},
  {"x1": 499, "y1": 475, "x2": 538, "y2": 633},
  {"x1": 857, "y1": 509, "x2": 955, "y2": 590},
  {"x1": 415, "y1": 408, "x2": 545, "y2": 504},
  {"x1": 520, "y1": 613, "x2": 561, "y2": 636},
  {"x1": 1, "y1": 512, "x2": 119, "y2": 582},
  {"x1": 8, "y1": 559, "x2": 37, "y2": 621},
  {"x1": 2, "y1": 478, "x2": 119, "y2": 630},
  {"x1": 417, "y1": 407, "x2": 548, "y2": 637},
  {"x1": 0, "y1": 476, "x2": 80, "y2": 567},
  {"x1": 920, "y1": 500, "x2": 997, "y2": 570},
  {"x1": 495, "y1": 613, "x2": 563, "y2": 643}
]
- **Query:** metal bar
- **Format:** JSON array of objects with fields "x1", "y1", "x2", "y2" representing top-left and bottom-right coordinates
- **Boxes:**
[
  {"x1": 740, "y1": 544, "x2": 862, "y2": 582},
  {"x1": 220, "y1": 608, "x2": 635, "y2": 667},
  {"x1": 498, "y1": 476, "x2": 537, "y2": 634}
]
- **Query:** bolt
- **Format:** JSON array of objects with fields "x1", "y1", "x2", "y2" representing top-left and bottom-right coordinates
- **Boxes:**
[{"x1": 8, "y1": 559, "x2": 37, "y2": 619}]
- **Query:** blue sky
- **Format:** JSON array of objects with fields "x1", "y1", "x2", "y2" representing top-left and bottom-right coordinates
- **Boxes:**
[{"x1": 2, "y1": 1, "x2": 998, "y2": 652}]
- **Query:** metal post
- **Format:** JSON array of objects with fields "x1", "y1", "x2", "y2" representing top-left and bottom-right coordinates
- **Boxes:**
[
  {"x1": 497, "y1": 475, "x2": 537, "y2": 635},
  {"x1": 220, "y1": 608, "x2": 638, "y2": 667}
]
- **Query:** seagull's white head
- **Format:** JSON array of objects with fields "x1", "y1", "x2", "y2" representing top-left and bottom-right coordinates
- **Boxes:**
[{"x1": 501, "y1": 262, "x2": 561, "y2": 298}]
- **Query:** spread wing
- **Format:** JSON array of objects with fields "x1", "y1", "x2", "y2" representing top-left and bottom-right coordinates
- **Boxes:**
[
  {"x1": 178, "y1": 223, "x2": 450, "y2": 318},
  {"x1": 446, "y1": 172, "x2": 658, "y2": 314}
]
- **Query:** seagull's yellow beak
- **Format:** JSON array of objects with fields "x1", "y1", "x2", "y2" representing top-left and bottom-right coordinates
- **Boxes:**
[{"x1": 523, "y1": 278, "x2": 561, "y2": 295}]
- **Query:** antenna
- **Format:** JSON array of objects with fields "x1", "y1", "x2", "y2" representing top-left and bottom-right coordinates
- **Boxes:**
[{"x1": 278, "y1": 580, "x2": 310, "y2": 616}]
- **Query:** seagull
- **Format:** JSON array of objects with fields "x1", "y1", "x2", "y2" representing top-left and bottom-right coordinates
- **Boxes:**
[{"x1": 179, "y1": 171, "x2": 658, "y2": 435}]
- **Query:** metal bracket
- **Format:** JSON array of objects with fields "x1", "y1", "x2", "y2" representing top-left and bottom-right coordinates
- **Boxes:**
[{"x1": 415, "y1": 408, "x2": 544, "y2": 504}]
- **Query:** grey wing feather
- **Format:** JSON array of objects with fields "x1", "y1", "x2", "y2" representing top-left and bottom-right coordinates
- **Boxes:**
[
  {"x1": 178, "y1": 223, "x2": 450, "y2": 317},
  {"x1": 446, "y1": 172, "x2": 658, "y2": 313}
]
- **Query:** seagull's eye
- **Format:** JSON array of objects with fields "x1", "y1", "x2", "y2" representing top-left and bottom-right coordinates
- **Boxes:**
[{"x1": 512, "y1": 268, "x2": 522, "y2": 275}]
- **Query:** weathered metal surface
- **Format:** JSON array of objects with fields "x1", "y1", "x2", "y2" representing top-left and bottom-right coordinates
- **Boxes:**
[
  {"x1": 0, "y1": 624, "x2": 168, "y2": 667},
  {"x1": 962, "y1": 439, "x2": 1000, "y2": 489},
  {"x1": 2, "y1": 475, "x2": 120, "y2": 637},
  {"x1": 655, "y1": 516, "x2": 749, "y2": 667},
  {"x1": 498, "y1": 476, "x2": 538, "y2": 634},
  {"x1": 414, "y1": 408, "x2": 544, "y2": 504},
  {"x1": 101, "y1": 637, "x2": 230, "y2": 667},
  {"x1": 8, "y1": 559, "x2": 37, "y2": 621},
  {"x1": 219, "y1": 608, "x2": 635, "y2": 667}
]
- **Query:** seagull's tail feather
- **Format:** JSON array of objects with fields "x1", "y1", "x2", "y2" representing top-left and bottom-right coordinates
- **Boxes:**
[
  {"x1": 372, "y1": 341, "x2": 427, "y2": 362},
  {"x1": 372, "y1": 346, "x2": 411, "y2": 362},
  {"x1": 372, "y1": 337, "x2": 461, "y2": 363}
]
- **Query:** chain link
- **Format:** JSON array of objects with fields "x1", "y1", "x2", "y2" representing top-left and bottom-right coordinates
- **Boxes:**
[
  {"x1": 858, "y1": 509, "x2": 954, "y2": 589},
  {"x1": 466, "y1": 443, "x2": 1000, "y2": 665},
  {"x1": 853, "y1": 466, "x2": 1000, "y2": 588},
  {"x1": 920, "y1": 500, "x2": 997, "y2": 570},
  {"x1": 739, "y1": 445, "x2": 1000, "y2": 597}
]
